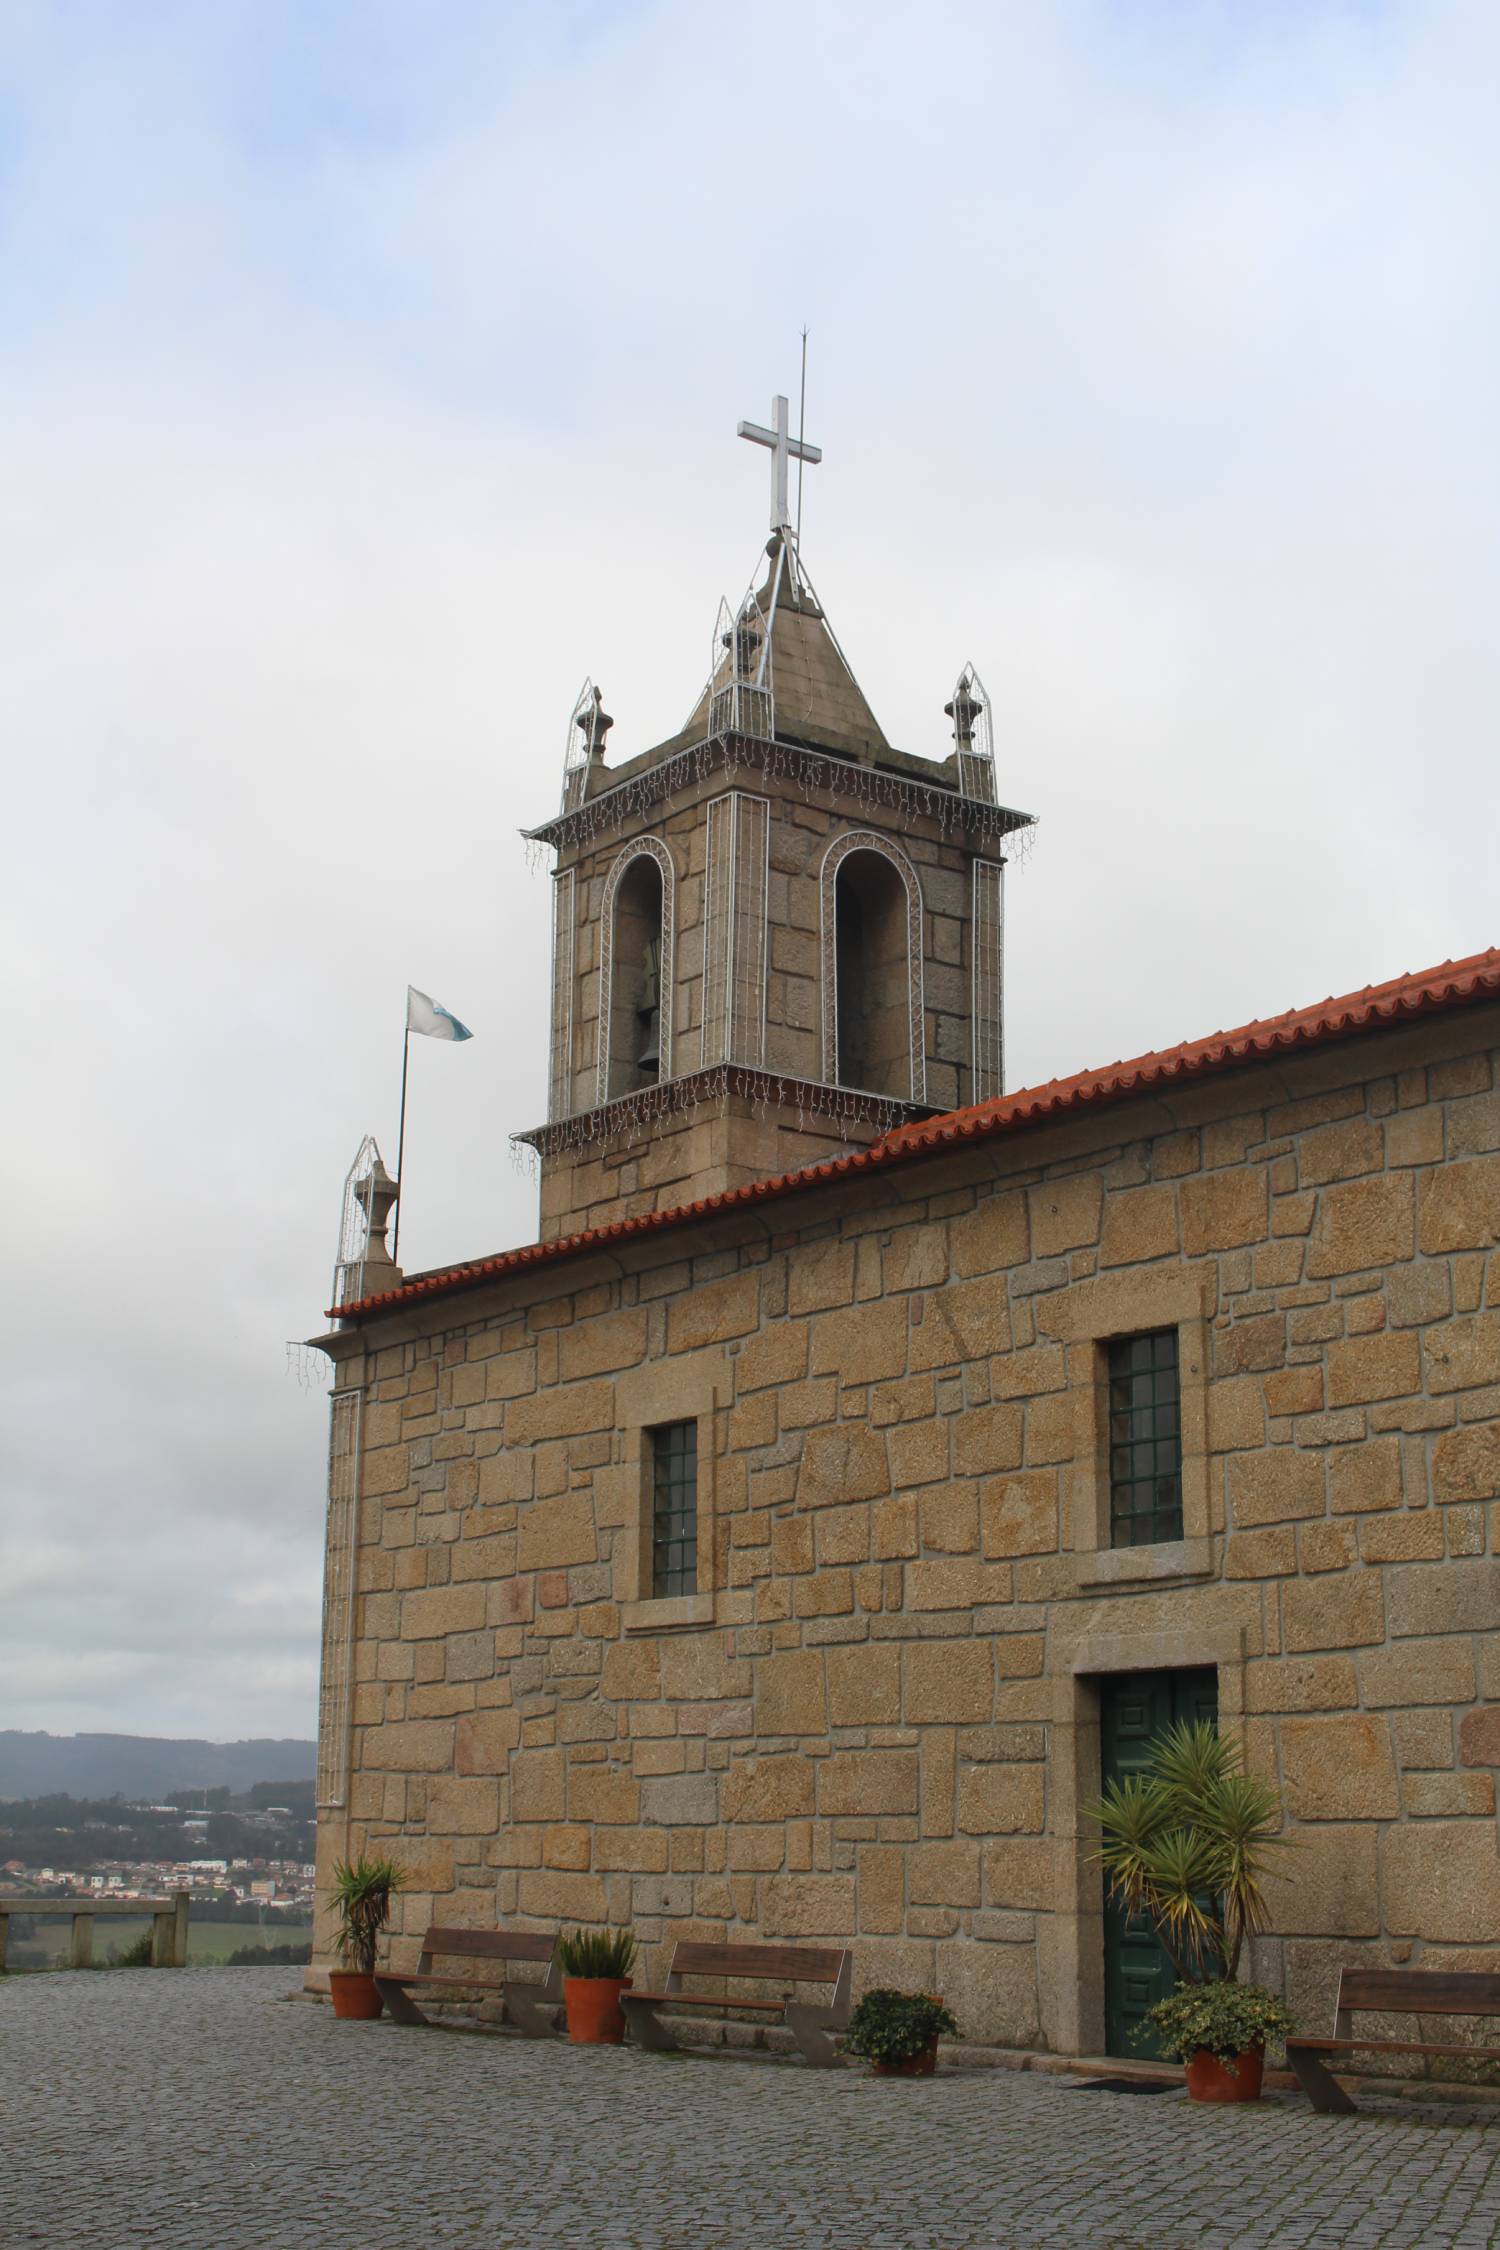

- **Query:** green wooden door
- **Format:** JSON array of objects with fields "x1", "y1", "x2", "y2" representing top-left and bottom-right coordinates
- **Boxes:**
[{"x1": 1100, "y1": 1667, "x2": 1218, "y2": 2059}]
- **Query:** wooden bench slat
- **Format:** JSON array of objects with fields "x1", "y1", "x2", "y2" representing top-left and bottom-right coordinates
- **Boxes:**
[
  {"x1": 628, "y1": 1990, "x2": 785, "y2": 2014},
  {"x1": 668, "y1": 1942, "x2": 844, "y2": 1985},
  {"x1": 382, "y1": 1980, "x2": 510, "y2": 1998},
  {"x1": 1334, "y1": 1971, "x2": 1500, "y2": 2016},
  {"x1": 1290, "y1": 2036, "x2": 1500, "y2": 2060},
  {"x1": 419, "y1": 1927, "x2": 555, "y2": 1963},
  {"x1": 386, "y1": 1971, "x2": 557, "y2": 1989}
]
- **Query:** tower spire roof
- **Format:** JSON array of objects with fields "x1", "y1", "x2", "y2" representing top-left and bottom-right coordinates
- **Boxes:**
[
  {"x1": 679, "y1": 532, "x2": 890, "y2": 764},
  {"x1": 536, "y1": 382, "x2": 1034, "y2": 826}
]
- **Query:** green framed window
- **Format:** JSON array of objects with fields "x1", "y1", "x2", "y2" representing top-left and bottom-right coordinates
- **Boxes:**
[
  {"x1": 1107, "y1": 1329, "x2": 1183, "y2": 1547},
  {"x1": 650, "y1": 1420, "x2": 698, "y2": 1596}
]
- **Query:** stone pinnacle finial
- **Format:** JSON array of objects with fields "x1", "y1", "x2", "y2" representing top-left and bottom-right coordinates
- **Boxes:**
[
  {"x1": 354, "y1": 1155, "x2": 401, "y2": 1284},
  {"x1": 945, "y1": 677, "x2": 981, "y2": 753},
  {"x1": 722, "y1": 611, "x2": 762, "y2": 681},
  {"x1": 576, "y1": 686, "x2": 613, "y2": 764}
]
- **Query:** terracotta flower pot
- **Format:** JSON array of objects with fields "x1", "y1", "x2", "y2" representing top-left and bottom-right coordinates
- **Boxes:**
[
  {"x1": 872, "y1": 2039, "x2": 940, "y2": 2077},
  {"x1": 1185, "y1": 2044, "x2": 1264, "y2": 2104},
  {"x1": 328, "y1": 1970, "x2": 383, "y2": 2021},
  {"x1": 563, "y1": 1975, "x2": 632, "y2": 2045}
]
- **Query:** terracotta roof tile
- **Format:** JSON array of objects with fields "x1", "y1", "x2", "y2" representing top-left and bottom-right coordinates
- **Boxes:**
[{"x1": 327, "y1": 945, "x2": 1500, "y2": 1323}]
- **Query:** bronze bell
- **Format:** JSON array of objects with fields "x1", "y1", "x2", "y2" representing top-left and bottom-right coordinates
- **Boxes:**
[{"x1": 637, "y1": 1006, "x2": 661, "y2": 1073}]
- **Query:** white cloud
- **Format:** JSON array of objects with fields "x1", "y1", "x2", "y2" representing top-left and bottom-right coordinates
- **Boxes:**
[{"x1": 2, "y1": 0, "x2": 1497, "y2": 1735}]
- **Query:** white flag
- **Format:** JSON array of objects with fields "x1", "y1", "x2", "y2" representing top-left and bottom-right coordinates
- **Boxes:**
[{"x1": 407, "y1": 987, "x2": 473, "y2": 1042}]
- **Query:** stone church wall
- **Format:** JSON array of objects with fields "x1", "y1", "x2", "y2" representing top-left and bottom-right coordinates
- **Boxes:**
[{"x1": 315, "y1": 999, "x2": 1500, "y2": 2052}]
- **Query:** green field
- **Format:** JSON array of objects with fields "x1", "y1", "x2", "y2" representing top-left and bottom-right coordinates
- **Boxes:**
[{"x1": 8, "y1": 1916, "x2": 312, "y2": 1969}]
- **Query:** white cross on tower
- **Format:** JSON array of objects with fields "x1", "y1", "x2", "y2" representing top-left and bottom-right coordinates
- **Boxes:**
[{"x1": 737, "y1": 393, "x2": 822, "y2": 537}]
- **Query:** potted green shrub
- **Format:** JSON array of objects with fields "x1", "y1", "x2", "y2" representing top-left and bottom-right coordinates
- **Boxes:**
[
  {"x1": 1146, "y1": 1982, "x2": 1294, "y2": 2102},
  {"x1": 843, "y1": 1989, "x2": 958, "y2": 2077},
  {"x1": 328, "y1": 1856, "x2": 405, "y2": 2020},
  {"x1": 1089, "y1": 1719, "x2": 1292, "y2": 2102},
  {"x1": 558, "y1": 1927, "x2": 636, "y2": 2044}
]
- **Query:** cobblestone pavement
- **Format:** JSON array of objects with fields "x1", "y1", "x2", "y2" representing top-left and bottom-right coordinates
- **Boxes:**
[{"x1": 8, "y1": 1967, "x2": 1500, "y2": 2249}]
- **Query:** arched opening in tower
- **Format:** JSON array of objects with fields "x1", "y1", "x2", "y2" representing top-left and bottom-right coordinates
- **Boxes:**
[
  {"x1": 834, "y1": 850, "x2": 911, "y2": 1098},
  {"x1": 608, "y1": 854, "x2": 664, "y2": 1100}
]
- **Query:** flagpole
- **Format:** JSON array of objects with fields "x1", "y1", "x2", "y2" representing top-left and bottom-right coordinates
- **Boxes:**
[{"x1": 392, "y1": 1015, "x2": 411, "y2": 1267}]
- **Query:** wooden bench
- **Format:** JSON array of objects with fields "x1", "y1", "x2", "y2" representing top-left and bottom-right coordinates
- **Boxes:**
[
  {"x1": 1287, "y1": 1968, "x2": 1500, "y2": 2113},
  {"x1": 620, "y1": 1940, "x2": 852, "y2": 2069},
  {"x1": 373, "y1": 1926, "x2": 562, "y2": 2036}
]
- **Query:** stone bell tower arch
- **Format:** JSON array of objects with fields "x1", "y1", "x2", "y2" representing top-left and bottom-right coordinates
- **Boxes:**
[{"x1": 515, "y1": 401, "x2": 1035, "y2": 1241}]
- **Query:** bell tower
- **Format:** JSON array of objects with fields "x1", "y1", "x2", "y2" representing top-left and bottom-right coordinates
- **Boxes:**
[{"x1": 515, "y1": 396, "x2": 1036, "y2": 1241}]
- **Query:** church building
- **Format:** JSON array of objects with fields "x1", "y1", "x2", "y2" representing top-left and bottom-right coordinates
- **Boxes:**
[{"x1": 310, "y1": 397, "x2": 1500, "y2": 2057}]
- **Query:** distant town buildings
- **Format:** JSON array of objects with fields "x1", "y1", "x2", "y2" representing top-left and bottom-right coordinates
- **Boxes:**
[{"x1": 0, "y1": 1851, "x2": 314, "y2": 1912}]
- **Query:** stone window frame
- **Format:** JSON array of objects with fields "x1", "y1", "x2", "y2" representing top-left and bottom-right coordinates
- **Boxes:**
[
  {"x1": 609, "y1": 1351, "x2": 727, "y2": 1634},
  {"x1": 647, "y1": 1417, "x2": 699, "y2": 1596},
  {"x1": 1104, "y1": 1327, "x2": 1185, "y2": 1548},
  {"x1": 817, "y1": 829, "x2": 927, "y2": 1101},
  {"x1": 596, "y1": 835, "x2": 676, "y2": 1106},
  {"x1": 1043, "y1": 1268, "x2": 1216, "y2": 1588}
]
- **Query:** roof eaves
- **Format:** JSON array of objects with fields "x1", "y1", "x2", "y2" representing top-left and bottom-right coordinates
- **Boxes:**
[{"x1": 326, "y1": 946, "x2": 1500, "y2": 1323}]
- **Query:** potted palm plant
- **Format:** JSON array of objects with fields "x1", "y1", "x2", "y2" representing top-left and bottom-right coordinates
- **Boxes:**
[
  {"x1": 1089, "y1": 1719, "x2": 1292, "y2": 2102},
  {"x1": 327, "y1": 1855, "x2": 405, "y2": 2020},
  {"x1": 558, "y1": 1927, "x2": 636, "y2": 2044},
  {"x1": 843, "y1": 1990, "x2": 958, "y2": 2077}
]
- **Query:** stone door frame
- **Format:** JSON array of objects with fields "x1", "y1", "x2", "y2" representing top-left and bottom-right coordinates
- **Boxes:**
[{"x1": 1043, "y1": 1625, "x2": 1247, "y2": 2058}]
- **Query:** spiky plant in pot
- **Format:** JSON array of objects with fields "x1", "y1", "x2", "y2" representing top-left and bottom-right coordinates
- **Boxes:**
[
  {"x1": 558, "y1": 1927, "x2": 637, "y2": 2045},
  {"x1": 1089, "y1": 1720, "x2": 1294, "y2": 2101},
  {"x1": 327, "y1": 1856, "x2": 405, "y2": 2019}
]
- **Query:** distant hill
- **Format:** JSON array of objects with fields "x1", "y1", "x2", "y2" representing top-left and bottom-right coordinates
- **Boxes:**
[{"x1": 0, "y1": 1732, "x2": 317, "y2": 1802}]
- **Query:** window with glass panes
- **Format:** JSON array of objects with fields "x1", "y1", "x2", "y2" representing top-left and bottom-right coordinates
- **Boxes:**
[
  {"x1": 1107, "y1": 1329, "x2": 1183, "y2": 1546},
  {"x1": 650, "y1": 1421, "x2": 698, "y2": 1596}
]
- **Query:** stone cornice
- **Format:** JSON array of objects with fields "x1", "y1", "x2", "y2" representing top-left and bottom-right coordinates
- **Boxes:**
[
  {"x1": 524, "y1": 731, "x2": 1036, "y2": 859},
  {"x1": 513, "y1": 1065, "x2": 934, "y2": 1160}
]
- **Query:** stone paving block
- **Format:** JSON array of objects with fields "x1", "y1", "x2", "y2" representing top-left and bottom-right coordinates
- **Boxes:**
[{"x1": 12, "y1": 1970, "x2": 1500, "y2": 2250}]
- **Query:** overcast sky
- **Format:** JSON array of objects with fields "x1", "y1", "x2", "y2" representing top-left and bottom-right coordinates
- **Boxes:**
[{"x1": 3, "y1": 1, "x2": 1497, "y2": 1745}]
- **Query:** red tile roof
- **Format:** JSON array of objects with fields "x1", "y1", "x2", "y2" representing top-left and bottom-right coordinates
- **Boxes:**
[{"x1": 327, "y1": 946, "x2": 1500, "y2": 1324}]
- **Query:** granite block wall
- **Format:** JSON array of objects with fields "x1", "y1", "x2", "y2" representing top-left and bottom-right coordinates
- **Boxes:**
[{"x1": 315, "y1": 1001, "x2": 1500, "y2": 2050}]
